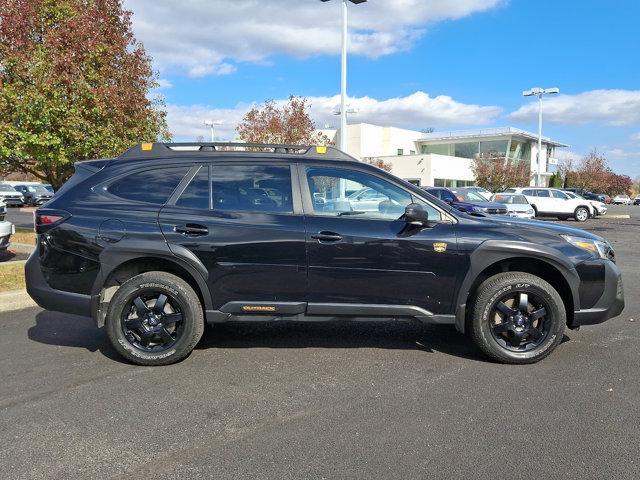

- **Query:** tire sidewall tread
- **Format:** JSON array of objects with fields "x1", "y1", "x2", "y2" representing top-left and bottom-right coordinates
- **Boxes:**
[
  {"x1": 469, "y1": 272, "x2": 566, "y2": 364},
  {"x1": 105, "y1": 271, "x2": 204, "y2": 366}
]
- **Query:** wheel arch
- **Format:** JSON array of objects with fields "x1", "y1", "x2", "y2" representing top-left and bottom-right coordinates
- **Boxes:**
[
  {"x1": 455, "y1": 241, "x2": 579, "y2": 333},
  {"x1": 93, "y1": 245, "x2": 212, "y2": 327}
]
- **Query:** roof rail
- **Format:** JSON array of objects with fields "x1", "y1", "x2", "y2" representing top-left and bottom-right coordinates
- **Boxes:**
[{"x1": 118, "y1": 142, "x2": 354, "y2": 161}]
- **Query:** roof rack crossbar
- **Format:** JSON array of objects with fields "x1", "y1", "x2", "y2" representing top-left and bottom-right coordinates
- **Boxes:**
[{"x1": 119, "y1": 142, "x2": 353, "y2": 161}]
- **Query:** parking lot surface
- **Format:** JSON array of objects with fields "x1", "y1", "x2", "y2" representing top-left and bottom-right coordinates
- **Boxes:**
[{"x1": 1, "y1": 207, "x2": 638, "y2": 479}]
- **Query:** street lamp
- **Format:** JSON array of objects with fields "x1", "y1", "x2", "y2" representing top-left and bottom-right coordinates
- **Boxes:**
[
  {"x1": 204, "y1": 120, "x2": 223, "y2": 142},
  {"x1": 522, "y1": 87, "x2": 559, "y2": 186},
  {"x1": 321, "y1": 0, "x2": 367, "y2": 152}
]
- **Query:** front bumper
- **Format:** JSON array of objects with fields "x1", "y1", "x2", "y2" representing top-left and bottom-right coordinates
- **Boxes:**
[
  {"x1": 25, "y1": 244, "x2": 93, "y2": 316},
  {"x1": 571, "y1": 260, "x2": 624, "y2": 327},
  {"x1": 0, "y1": 221, "x2": 14, "y2": 250},
  {"x1": 1, "y1": 197, "x2": 24, "y2": 206},
  {"x1": 508, "y1": 211, "x2": 535, "y2": 219}
]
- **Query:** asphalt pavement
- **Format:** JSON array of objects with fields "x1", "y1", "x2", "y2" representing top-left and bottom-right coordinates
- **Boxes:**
[
  {"x1": 1, "y1": 207, "x2": 638, "y2": 479},
  {"x1": 5, "y1": 207, "x2": 34, "y2": 229}
]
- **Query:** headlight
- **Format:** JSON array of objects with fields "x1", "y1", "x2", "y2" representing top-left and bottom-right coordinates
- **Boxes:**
[
  {"x1": 526, "y1": 208, "x2": 534, "y2": 215},
  {"x1": 561, "y1": 235, "x2": 610, "y2": 259}
]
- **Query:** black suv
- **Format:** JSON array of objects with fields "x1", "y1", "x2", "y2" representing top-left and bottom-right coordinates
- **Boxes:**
[{"x1": 25, "y1": 143, "x2": 624, "y2": 366}]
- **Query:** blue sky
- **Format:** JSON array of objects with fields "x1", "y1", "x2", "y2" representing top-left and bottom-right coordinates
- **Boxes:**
[{"x1": 127, "y1": 0, "x2": 640, "y2": 177}]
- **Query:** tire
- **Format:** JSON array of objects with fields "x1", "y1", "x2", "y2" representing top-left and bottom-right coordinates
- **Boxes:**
[
  {"x1": 574, "y1": 206, "x2": 589, "y2": 222},
  {"x1": 106, "y1": 271, "x2": 204, "y2": 366},
  {"x1": 469, "y1": 272, "x2": 565, "y2": 364},
  {"x1": 531, "y1": 205, "x2": 538, "y2": 217}
]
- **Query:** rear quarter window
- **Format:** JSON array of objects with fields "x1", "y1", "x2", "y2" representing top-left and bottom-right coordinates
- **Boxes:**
[{"x1": 108, "y1": 167, "x2": 189, "y2": 204}]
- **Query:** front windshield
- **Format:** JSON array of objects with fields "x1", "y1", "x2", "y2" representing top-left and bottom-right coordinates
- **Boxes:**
[
  {"x1": 492, "y1": 194, "x2": 528, "y2": 204},
  {"x1": 451, "y1": 190, "x2": 486, "y2": 202},
  {"x1": 0, "y1": 184, "x2": 17, "y2": 192},
  {"x1": 27, "y1": 185, "x2": 49, "y2": 193}
]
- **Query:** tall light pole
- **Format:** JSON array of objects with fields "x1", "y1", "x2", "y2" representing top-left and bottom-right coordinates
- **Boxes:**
[
  {"x1": 522, "y1": 87, "x2": 559, "y2": 186},
  {"x1": 321, "y1": 0, "x2": 367, "y2": 152},
  {"x1": 204, "y1": 120, "x2": 223, "y2": 142}
]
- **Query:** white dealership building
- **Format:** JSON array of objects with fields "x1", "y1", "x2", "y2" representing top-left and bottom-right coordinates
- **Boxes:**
[{"x1": 322, "y1": 123, "x2": 568, "y2": 188}]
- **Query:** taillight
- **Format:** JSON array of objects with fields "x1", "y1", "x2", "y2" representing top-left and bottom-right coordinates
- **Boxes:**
[{"x1": 34, "y1": 209, "x2": 70, "y2": 233}]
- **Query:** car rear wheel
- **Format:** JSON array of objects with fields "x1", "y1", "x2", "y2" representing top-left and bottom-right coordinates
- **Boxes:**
[
  {"x1": 106, "y1": 271, "x2": 204, "y2": 366},
  {"x1": 574, "y1": 206, "x2": 589, "y2": 222},
  {"x1": 469, "y1": 272, "x2": 565, "y2": 364}
]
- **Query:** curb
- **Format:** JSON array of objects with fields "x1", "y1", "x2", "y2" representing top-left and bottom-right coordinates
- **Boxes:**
[
  {"x1": 0, "y1": 289, "x2": 36, "y2": 313},
  {"x1": 604, "y1": 214, "x2": 631, "y2": 219},
  {"x1": 8, "y1": 243, "x2": 34, "y2": 254}
]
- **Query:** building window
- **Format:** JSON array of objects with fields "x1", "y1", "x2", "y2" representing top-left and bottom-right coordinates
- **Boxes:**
[
  {"x1": 397, "y1": 149, "x2": 404, "y2": 156},
  {"x1": 421, "y1": 144, "x2": 451, "y2": 156},
  {"x1": 434, "y1": 178, "x2": 475, "y2": 188},
  {"x1": 409, "y1": 150, "x2": 415, "y2": 155},
  {"x1": 453, "y1": 142, "x2": 479, "y2": 159},
  {"x1": 479, "y1": 140, "x2": 508, "y2": 159}
]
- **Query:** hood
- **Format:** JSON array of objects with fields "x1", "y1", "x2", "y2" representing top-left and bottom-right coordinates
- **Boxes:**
[{"x1": 480, "y1": 214, "x2": 603, "y2": 241}]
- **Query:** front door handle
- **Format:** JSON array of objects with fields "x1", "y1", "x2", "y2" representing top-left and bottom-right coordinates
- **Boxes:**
[
  {"x1": 311, "y1": 231, "x2": 343, "y2": 243},
  {"x1": 174, "y1": 224, "x2": 209, "y2": 236}
]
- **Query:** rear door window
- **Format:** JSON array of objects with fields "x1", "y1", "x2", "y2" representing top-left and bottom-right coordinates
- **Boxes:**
[
  {"x1": 211, "y1": 165, "x2": 293, "y2": 213},
  {"x1": 535, "y1": 189, "x2": 551, "y2": 197},
  {"x1": 108, "y1": 167, "x2": 189, "y2": 204}
]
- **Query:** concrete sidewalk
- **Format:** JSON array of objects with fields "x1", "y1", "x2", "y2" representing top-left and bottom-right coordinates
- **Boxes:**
[{"x1": 0, "y1": 290, "x2": 36, "y2": 313}]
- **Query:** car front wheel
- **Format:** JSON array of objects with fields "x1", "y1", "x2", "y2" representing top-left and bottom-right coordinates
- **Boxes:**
[
  {"x1": 574, "y1": 206, "x2": 589, "y2": 222},
  {"x1": 469, "y1": 272, "x2": 566, "y2": 364},
  {"x1": 106, "y1": 271, "x2": 204, "y2": 366}
]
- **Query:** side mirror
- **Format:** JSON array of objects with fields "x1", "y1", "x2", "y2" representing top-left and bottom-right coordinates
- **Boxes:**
[{"x1": 404, "y1": 203, "x2": 429, "y2": 226}]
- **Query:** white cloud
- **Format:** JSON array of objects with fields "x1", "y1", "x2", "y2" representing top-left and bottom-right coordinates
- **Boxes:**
[
  {"x1": 166, "y1": 91, "x2": 502, "y2": 141},
  {"x1": 156, "y1": 78, "x2": 173, "y2": 89},
  {"x1": 510, "y1": 89, "x2": 640, "y2": 126},
  {"x1": 630, "y1": 132, "x2": 640, "y2": 143},
  {"x1": 124, "y1": 0, "x2": 505, "y2": 77}
]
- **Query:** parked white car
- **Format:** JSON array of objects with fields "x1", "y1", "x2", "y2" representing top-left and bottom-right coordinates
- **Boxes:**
[
  {"x1": 504, "y1": 187, "x2": 594, "y2": 222},
  {"x1": 564, "y1": 191, "x2": 607, "y2": 216},
  {"x1": 612, "y1": 194, "x2": 631, "y2": 205},
  {"x1": 0, "y1": 199, "x2": 16, "y2": 251},
  {"x1": 490, "y1": 193, "x2": 535, "y2": 219}
]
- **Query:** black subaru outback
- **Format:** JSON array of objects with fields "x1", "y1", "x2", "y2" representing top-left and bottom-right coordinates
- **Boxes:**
[{"x1": 25, "y1": 143, "x2": 624, "y2": 366}]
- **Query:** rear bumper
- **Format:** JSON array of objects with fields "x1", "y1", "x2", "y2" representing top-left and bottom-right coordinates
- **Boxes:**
[
  {"x1": 25, "y1": 245, "x2": 93, "y2": 317},
  {"x1": 571, "y1": 260, "x2": 624, "y2": 327}
]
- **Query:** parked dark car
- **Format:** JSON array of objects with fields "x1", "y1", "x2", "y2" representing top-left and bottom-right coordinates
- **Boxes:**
[
  {"x1": 0, "y1": 183, "x2": 24, "y2": 207},
  {"x1": 13, "y1": 184, "x2": 53, "y2": 206},
  {"x1": 423, "y1": 186, "x2": 508, "y2": 215},
  {"x1": 26, "y1": 142, "x2": 624, "y2": 366}
]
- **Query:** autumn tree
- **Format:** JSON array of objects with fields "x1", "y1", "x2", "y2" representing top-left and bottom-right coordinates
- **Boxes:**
[
  {"x1": 471, "y1": 156, "x2": 531, "y2": 192},
  {"x1": 365, "y1": 158, "x2": 393, "y2": 172},
  {"x1": 561, "y1": 150, "x2": 632, "y2": 195},
  {"x1": 0, "y1": 0, "x2": 170, "y2": 188},
  {"x1": 237, "y1": 96, "x2": 330, "y2": 146}
]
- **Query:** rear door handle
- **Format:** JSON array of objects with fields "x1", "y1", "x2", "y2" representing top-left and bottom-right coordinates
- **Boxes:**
[
  {"x1": 311, "y1": 231, "x2": 343, "y2": 242},
  {"x1": 174, "y1": 224, "x2": 209, "y2": 236}
]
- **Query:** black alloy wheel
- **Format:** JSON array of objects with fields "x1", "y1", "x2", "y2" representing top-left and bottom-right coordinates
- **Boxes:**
[
  {"x1": 121, "y1": 290, "x2": 185, "y2": 353},
  {"x1": 489, "y1": 290, "x2": 550, "y2": 352}
]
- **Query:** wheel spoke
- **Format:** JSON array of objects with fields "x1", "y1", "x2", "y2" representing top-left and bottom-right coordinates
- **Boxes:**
[
  {"x1": 529, "y1": 307, "x2": 547, "y2": 321},
  {"x1": 139, "y1": 331, "x2": 152, "y2": 347},
  {"x1": 161, "y1": 313, "x2": 183, "y2": 325},
  {"x1": 528, "y1": 327, "x2": 543, "y2": 341},
  {"x1": 154, "y1": 294, "x2": 168, "y2": 313},
  {"x1": 124, "y1": 318, "x2": 144, "y2": 330},
  {"x1": 496, "y1": 302, "x2": 517, "y2": 317},
  {"x1": 492, "y1": 321, "x2": 511, "y2": 334},
  {"x1": 518, "y1": 293, "x2": 529, "y2": 313},
  {"x1": 158, "y1": 327, "x2": 174, "y2": 344},
  {"x1": 508, "y1": 334, "x2": 522, "y2": 348},
  {"x1": 133, "y1": 296, "x2": 150, "y2": 316}
]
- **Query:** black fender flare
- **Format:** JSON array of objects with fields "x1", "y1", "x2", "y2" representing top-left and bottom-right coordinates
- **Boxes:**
[
  {"x1": 454, "y1": 240, "x2": 581, "y2": 333},
  {"x1": 93, "y1": 240, "x2": 213, "y2": 317}
]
